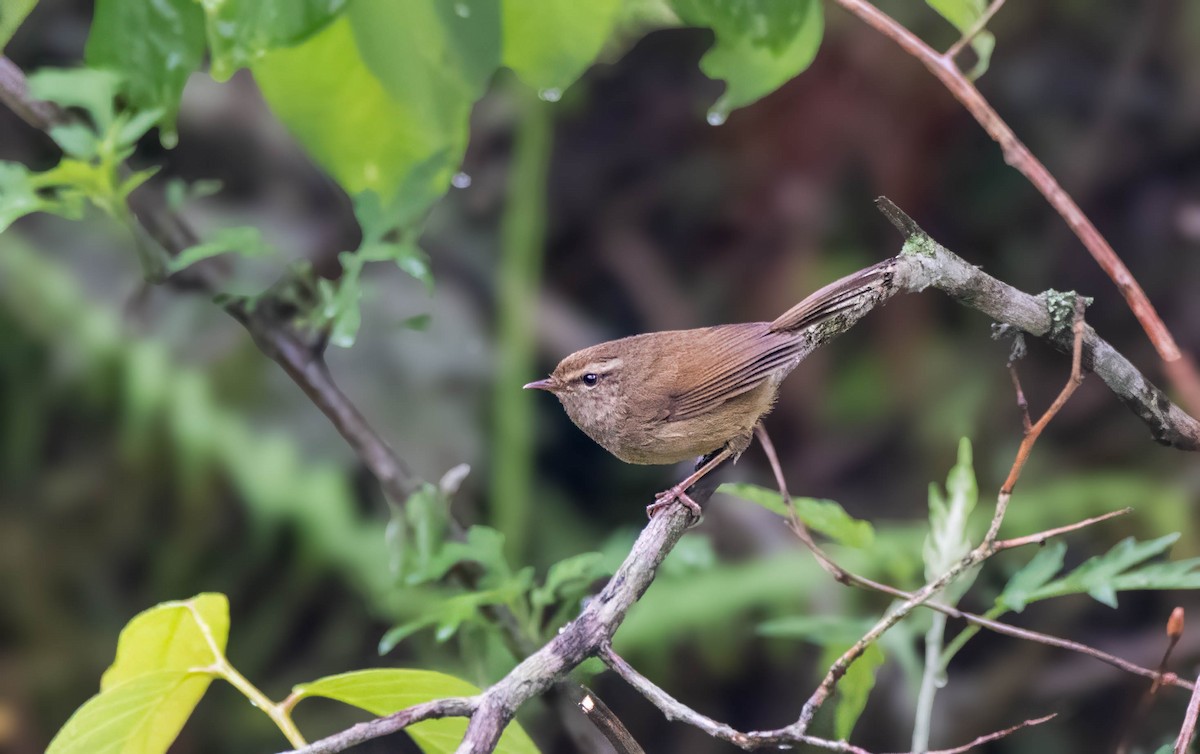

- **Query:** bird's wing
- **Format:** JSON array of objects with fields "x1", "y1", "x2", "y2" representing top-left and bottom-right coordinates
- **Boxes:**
[
  {"x1": 663, "y1": 260, "x2": 891, "y2": 421},
  {"x1": 662, "y1": 324, "x2": 802, "y2": 421},
  {"x1": 768, "y1": 259, "x2": 891, "y2": 333}
]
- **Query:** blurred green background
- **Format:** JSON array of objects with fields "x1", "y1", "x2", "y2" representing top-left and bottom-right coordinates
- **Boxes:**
[{"x1": 2, "y1": 1, "x2": 1200, "y2": 752}]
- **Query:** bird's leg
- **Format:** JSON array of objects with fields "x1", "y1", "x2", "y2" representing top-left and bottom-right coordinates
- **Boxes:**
[{"x1": 646, "y1": 447, "x2": 733, "y2": 520}]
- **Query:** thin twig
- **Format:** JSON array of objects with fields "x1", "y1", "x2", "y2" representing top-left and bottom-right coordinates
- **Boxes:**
[
  {"x1": 986, "y1": 296, "x2": 1088, "y2": 543},
  {"x1": 1118, "y1": 607, "x2": 1187, "y2": 754},
  {"x1": 944, "y1": 0, "x2": 1007, "y2": 61},
  {"x1": 1176, "y1": 672, "x2": 1200, "y2": 754},
  {"x1": 288, "y1": 697, "x2": 478, "y2": 754},
  {"x1": 577, "y1": 689, "x2": 646, "y2": 754},
  {"x1": 1008, "y1": 363, "x2": 1033, "y2": 433},
  {"x1": 830, "y1": 0, "x2": 1200, "y2": 413},
  {"x1": 600, "y1": 643, "x2": 1055, "y2": 753},
  {"x1": 991, "y1": 507, "x2": 1130, "y2": 551}
]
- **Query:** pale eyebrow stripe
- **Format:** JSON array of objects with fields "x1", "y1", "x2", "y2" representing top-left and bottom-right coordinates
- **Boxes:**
[{"x1": 561, "y1": 358, "x2": 623, "y2": 382}]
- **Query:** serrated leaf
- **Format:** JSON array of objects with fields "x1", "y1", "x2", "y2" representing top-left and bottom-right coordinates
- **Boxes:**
[
  {"x1": 202, "y1": 0, "x2": 348, "y2": 81},
  {"x1": 670, "y1": 0, "x2": 823, "y2": 121},
  {"x1": 424, "y1": 526, "x2": 511, "y2": 584},
  {"x1": 924, "y1": 438, "x2": 977, "y2": 586},
  {"x1": 47, "y1": 671, "x2": 213, "y2": 754},
  {"x1": 0, "y1": 161, "x2": 85, "y2": 232},
  {"x1": 717, "y1": 482, "x2": 874, "y2": 548},
  {"x1": 101, "y1": 593, "x2": 229, "y2": 688},
  {"x1": 26, "y1": 68, "x2": 122, "y2": 132},
  {"x1": 1028, "y1": 534, "x2": 1183, "y2": 609},
  {"x1": 998, "y1": 541, "x2": 1065, "y2": 612},
  {"x1": 925, "y1": 0, "x2": 994, "y2": 78},
  {"x1": 821, "y1": 641, "x2": 884, "y2": 741},
  {"x1": 531, "y1": 552, "x2": 609, "y2": 610},
  {"x1": 294, "y1": 669, "x2": 540, "y2": 754},
  {"x1": 85, "y1": 0, "x2": 205, "y2": 138},
  {"x1": 167, "y1": 226, "x2": 276, "y2": 272},
  {"x1": 502, "y1": 0, "x2": 622, "y2": 93}
]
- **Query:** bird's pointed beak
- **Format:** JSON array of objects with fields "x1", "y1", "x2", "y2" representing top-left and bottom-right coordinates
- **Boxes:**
[{"x1": 523, "y1": 377, "x2": 556, "y2": 392}]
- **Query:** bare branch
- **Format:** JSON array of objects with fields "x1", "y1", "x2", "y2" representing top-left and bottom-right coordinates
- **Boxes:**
[
  {"x1": 289, "y1": 698, "x2": 477, "y2": 754},
  {"x1": 576, "y1": 688, "x2": 646, "y2": 754},
  {"x1": 1177, "y1": 672, "x2": 1200, "y2": 754},
  {"x1": 829, "y1": 1, "x2": 1200, "y2": 413}
]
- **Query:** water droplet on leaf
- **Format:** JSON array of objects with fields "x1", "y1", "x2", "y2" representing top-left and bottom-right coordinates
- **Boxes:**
[
  {"x1": 706, "y1": 110, "x2": 727, "y2": 126},
  {"x1": 451, "y1": 172, "x2": 472, "y2": 189},
  {"x1": 538, "y1": 88, "x2": 562, "y2": 103},
  {"x1": 454, "y1": 2, "x2": 470, "y2": 17}
]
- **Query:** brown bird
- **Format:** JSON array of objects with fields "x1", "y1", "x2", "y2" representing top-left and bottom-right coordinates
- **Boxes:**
[{"x1": 525, "y1": 260, "x2": 891, "y2": 518}]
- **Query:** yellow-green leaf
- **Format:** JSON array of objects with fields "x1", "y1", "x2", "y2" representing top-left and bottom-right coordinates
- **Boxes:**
[
  {"x1": 294, "y1": 669, "x2": 540, "y2": 754},
  {"x1": 48, "y1": 671, "x2": 212, "y2": 754},
  {"x1": 101, "y1": 593, "x2": 228, "y2": 689},
  {"x1": 502, "y1": 0, "x2": 622, "y2": 93}
]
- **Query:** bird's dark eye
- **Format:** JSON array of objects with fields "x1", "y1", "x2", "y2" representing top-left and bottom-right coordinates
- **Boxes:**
[{"x1": 582, "y1": 373, "x2": 598, "y2": 386}]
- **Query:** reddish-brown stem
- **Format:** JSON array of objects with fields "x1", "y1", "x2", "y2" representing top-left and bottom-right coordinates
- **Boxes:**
[{"x1": 831, "y1": 0, "x2": 1200, "y2": 413}]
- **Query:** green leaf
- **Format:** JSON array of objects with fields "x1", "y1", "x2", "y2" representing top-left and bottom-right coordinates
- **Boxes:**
[
  {"x1": 924, "y1": 438, "x2": 977, "y2": 578},
  {"x1": 1028, "y1": 534, "x2": 1185, "y2": 609},
  {"x1": 202, "y1": 0, "x2": 349, "y2": 81},
  {"x1": 502, "y1": 0, "x2": 622, "y2": 93},
  {"x1": 295, "y1": 669, "x2": 540, "y2": 754},
  {"x1": 717, "y1": 482, "x2": 874, "y2": 548},
  {"x1": 47, "y1": 671, "x2": 213, "y2": 754},
  {"x1": 531, "y1": 552, "x2": 609, "y2": 611},
  {"x1": 825, "y1": 641, "x2": 884, "y2": 741},
  {"x1": 998, "y1": 541, "x2": 1066, "y2": 612},
  {"x1": 101, "y1": 593, "x2": 229, "y2": 688},
  {"x1": 167, "y1": 227, "x2": 276, "y2": 272},
  {"x1": 47, "y1": 594, "x2": 228, "y2": 754},
  {"x1": 85, "y1": 0, "x2": 206, "y2": 138},
  {"x1": 0, "y1": 161, "x2": 85, "y2": 232},
  {"x1": 26, "y1": 68, "x2": 121, "y2": 133},
  {"x1": 0, "y1": 0, "x2": 37, "y2": 51},
  {"x1": 925, "y1": 0, "x2": 994, "y2": 78},
  {"x1": 670, "y1": 0, "x2": 823, "y2": 122},
  {"x1": 425, "y1": 525, "x2": 512, "y2": 584},
  {"x1": 254, "y1": 13, "x2": 462, "y2": 208}
]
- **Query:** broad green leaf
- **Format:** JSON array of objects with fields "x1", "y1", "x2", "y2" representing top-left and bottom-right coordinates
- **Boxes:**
[
  {"x1": 168, "y1": 227, "x2": 276, "y2": 272},
  {"x1": 502, "y1": 0, "x2": 622, "y2": 93},
  {"x1": 718, "y1": 482, "x2": 874, "y2": 548},
  {"x1": 670, "y1": 0, "x2": 823, "y2": 122},
  {"x1": 925, "y1": 0, "x2": 994, "y2": 78},
  {"x1": 294, "y1": 669, "x2": 540, "y2": 754},
  {"x1": 85, "y1": 0, "x2": 206, "y2": 138},
  {"x1": 47, "y1": 670, "x2": 212, "y2": 754},
  {"x1": 998, "y1": 541, "x2": 1065, "y2": 612},
  {"x1": 254, "y1": 17, "x2": 455, "y2": 205},
  {"x1": 822, "y1": 641, "x2": 884, "y2": 741},
  {"x1": 202, "y1": 0, "x2": 349, "y2": 81},
  {"x1": 0, "y1": 0, "x2": 37, "y2": 51},
  {"x1": 101, "y1": 593, "x2": 229, "y2": 688}
]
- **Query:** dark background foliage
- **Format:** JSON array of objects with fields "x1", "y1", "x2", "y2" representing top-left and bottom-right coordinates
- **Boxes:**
[{"x1": 2, "y1": 1, "x2": 1199, "y2": 752}]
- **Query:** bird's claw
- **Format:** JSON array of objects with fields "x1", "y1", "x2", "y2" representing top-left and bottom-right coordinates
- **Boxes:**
[{"x1": 646, "y1": 486, "x2": 703, "y2": 522}]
